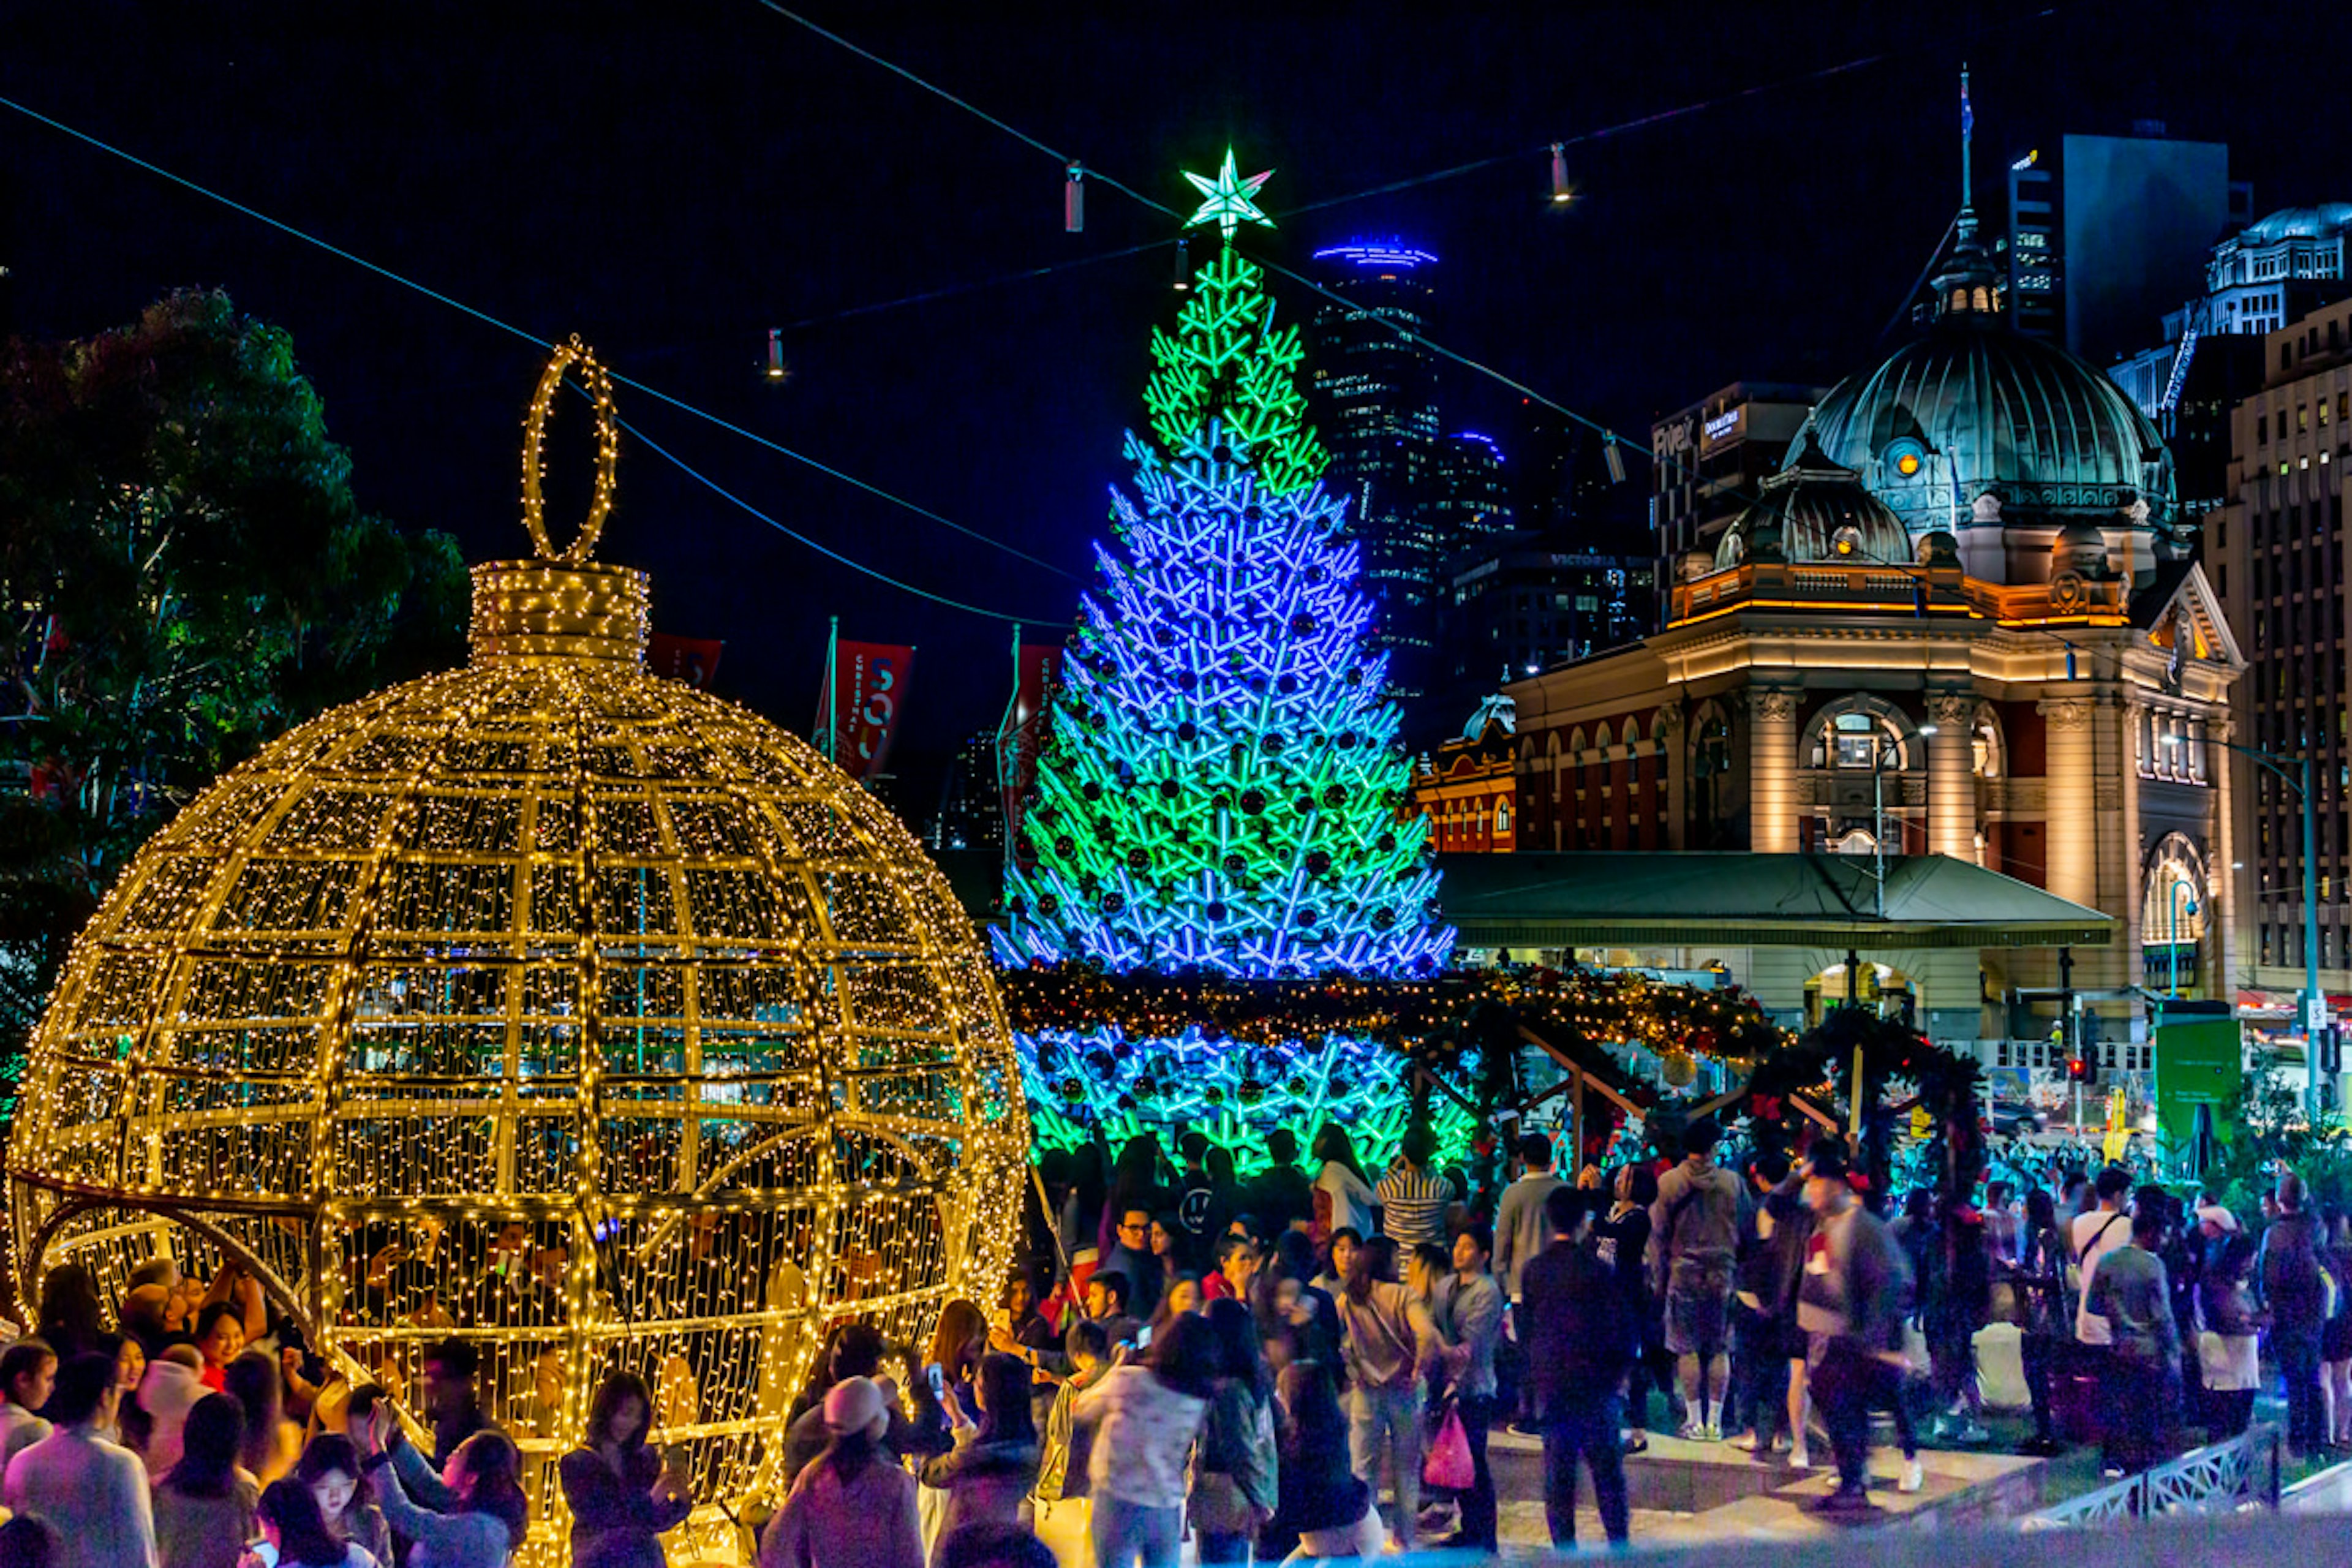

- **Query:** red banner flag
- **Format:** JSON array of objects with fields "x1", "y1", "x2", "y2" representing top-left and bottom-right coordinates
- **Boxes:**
[
  {"x1": 997, "y1": 643, "x2": 1064, "y2": 861},
  {"x1": 649, "y1": 634, "x2": 724, "y2": 688},
  {"x1": 830, "y1": 641, "x2": 914, "y2": 779}
]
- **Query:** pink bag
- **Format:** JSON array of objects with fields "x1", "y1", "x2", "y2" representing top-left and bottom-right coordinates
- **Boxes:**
[{"x1": 1422, "y1": 1403, "x2": 1474, "y2": 1491}]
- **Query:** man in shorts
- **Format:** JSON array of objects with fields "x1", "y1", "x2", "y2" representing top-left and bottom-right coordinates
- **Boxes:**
[{"x1": 1651, "y1": 1120, "x2": 1743, "y2": 1439}]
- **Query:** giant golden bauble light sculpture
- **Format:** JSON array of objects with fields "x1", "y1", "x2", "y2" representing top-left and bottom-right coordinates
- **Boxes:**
[{"x1": 6, "y1": 339, "x2": 1027, "y2": 1560}]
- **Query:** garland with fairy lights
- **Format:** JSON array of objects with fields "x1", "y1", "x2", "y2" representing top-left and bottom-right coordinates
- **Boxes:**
[
  {"x1": 1742, "y1": 1006, "x2": 1983, "y2": 1207},
  {"x1": 1001, "y1": 965, "x2": 1786, "y2": 1169}
]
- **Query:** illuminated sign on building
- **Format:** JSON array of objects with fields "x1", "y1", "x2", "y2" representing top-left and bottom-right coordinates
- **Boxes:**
[{"x1": 1704, "y1": 410, "x2": 1741, "y2": 443}]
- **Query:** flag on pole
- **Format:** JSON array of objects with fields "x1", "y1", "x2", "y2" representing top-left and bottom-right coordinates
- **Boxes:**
[
  {"x1": 996, "y1": 639, "x2": 1064, "y2": 869},
  {"x1": 649, "y1": 633, "x2": 723, "y2": 688},
  {"x1": 822, "y1": 641, "x2": 915, "y2": 780}
]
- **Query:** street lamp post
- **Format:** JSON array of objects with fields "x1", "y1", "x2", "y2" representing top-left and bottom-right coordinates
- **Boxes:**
[
  {"x1": 2224, "y1": 741, "x2": 2321, "y2": 1125},
  {"x1": 1872, "y1": 723, "x2": 1938, "y2": 920}
]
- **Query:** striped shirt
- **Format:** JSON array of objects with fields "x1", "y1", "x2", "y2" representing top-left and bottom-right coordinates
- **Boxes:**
[{"x1": 1376, "y1": 1163, "x2": 1457, "y2": 1248}]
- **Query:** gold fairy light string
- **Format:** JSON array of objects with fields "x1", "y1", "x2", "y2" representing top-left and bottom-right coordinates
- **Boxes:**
[{"x1": 6, "y1": 340, "x2": 1028, "y2": 1564}]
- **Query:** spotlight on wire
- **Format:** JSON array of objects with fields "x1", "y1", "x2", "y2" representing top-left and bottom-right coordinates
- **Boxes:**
[
  {"x1": 764, "y1": 327, "x2": 789, "y2": 386},
  {"x1": 1549, "y1": 143, "x2": 1572, "y2": 205},
  {"x1": 1173, "y1": 238, "x2": 1191, "y2": 292}
]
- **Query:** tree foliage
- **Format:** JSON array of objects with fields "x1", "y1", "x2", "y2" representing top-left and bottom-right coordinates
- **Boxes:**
[{"x1": 0, "y1": 290, "x2": 466, "y2": 1083}]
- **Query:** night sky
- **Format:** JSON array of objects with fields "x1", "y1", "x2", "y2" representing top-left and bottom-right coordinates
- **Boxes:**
[{"x1": 4, "y1": 0, "x2": 2341, "y2": 809}]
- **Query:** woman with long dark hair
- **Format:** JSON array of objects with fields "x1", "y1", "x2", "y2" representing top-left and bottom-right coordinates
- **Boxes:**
[
  {"x1": 1188, "y1": 1298, "x2": 1276, "y2": 1564},
  {"x1": 297, "y1": 1433, "x2": 394, "y2": 1568},
  {"x1": 1147, "y1": 1217, "x2": 1185, "y2": 1286},
  {"x1": 224, "y1": 1350, "x2": 299, "y2": 1487},
  {"x1": 255, "y1": 1476, "x2": 371, "y2": 1567},
  {"x1": 918, "y1": 1352, "x2": 1040, "y2": 1562},
  {"x1": 1260, "y1": 1360, "x2": 1381, "y2": 1562},
  {"x1": 2012, "y1": 1186, "x2": 2071, "y2": 1456},
  {"x1": 33, "y1": 1265, "x2": 104, "y2": 1368},
  {"x1": 926, "y1": 1300, "x2": 989, "y2": 1412},
  {"x1": 155, "y1": 1392, "x2": 255, "y2": 1568},
  {"x1": 357, "y1": 1404, "x2": 529, "y2": 1567},
  {"x1": 2198, "y1": 1231, "x2": 2266, "y2": 1439},
  {"x1": 1076, "y1": 1312, "x2": 1219, "y2": 1568},
  {"x1": 1308, "y1": 1126, "x2": 1374, "y2": 1242},
  {"x1": 559, "y1": 1370, "x2": 692, "y2": 1567},
  {"x1": 760, "y1": 1376, "x2": 924, "y2": 1568},
  {"x1": 1597, "y1": 1163, "x2": 1668, "y2": 1445},
  {"x1": 1335, "y1": 1234, "x2": 1440, "y2": 1550}
]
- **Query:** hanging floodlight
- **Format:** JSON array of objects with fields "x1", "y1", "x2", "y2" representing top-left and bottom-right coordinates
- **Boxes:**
[
  {"x1": 1602, "y1": 434, "x2": 1626, "y2": 484},
  {"x1": 1065, "y1": 160, "x2": 1085, "y2": 233},
  {"x1": 1550, "y1": 143, "x2": 1572, "y2": 204},
  {"x1": 1173, "y1": 237, "x2": 1191, "y2": 292},
  {"x1": 764, "y1": 327, "x2": 787, "y2": 383}
]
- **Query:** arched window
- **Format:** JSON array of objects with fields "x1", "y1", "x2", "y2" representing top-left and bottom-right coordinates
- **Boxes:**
[
  {"x1": 1831, "y1": 827, "x2": 1877, "y2": 856},
  {"x1": 2143, "y1": 835, "x2": 2209, "y2": 992},
  {"x1": 1971, "y1": 704, "x2": 2005, "y2": 779},
  {"x1": 1688, "y1": 702, "x2": 1735, "y2": 849},
  {"x1": 1804, "y1": 696, "x2": 1921, "y2": 771}
]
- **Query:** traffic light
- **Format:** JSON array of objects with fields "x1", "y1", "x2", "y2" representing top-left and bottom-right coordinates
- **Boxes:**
[{"x1": 2066, "y1": 1054, "x2": 2099, "y2": 1086}]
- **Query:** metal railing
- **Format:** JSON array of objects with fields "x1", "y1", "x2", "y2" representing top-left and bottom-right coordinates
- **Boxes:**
[{"x1": 2027, "y1": 1423, "x2": 2283, "y2": 1528}]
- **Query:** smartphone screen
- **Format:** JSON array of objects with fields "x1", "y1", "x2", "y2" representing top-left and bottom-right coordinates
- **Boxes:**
[
  {"x1": 926, "y1": 1363, "x2": 946, "y2": 1398},
  {"x1": 1134, "y1": 1324, "x2": 1152, "y2": 1349}
]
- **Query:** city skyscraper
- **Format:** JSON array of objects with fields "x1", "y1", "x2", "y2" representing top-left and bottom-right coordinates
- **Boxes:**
[
  {"x1": 2004, "y1": 126, "x2": 2252, "y2": 366},
  {"x1": 1649, "y1": 381, "x2": 1822, "y2": 600},
  {"x1": 1305, "y1": 240, "x2": 1442, "y2": 698},
  {"x1": 927, "y1": 730, "x2": 1004, "y2": 855},
  {"x1": 1429, "y1": 429, "x2": 1514, "y2": 563},
  {"x1": 2111, "y1": 203, "x2": 2352, "y2": 515},
  {"x1": 2215, "y1": 293, "x2": 2352, "y2": 993}
]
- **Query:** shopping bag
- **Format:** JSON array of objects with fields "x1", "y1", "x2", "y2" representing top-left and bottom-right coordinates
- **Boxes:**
[{"x1": 1422, "y1": 1402, "x2": 1474, "y2": 1491}]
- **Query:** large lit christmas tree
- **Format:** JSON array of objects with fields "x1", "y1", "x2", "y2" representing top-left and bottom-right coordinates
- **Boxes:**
[{"x1": 999, "y1": 151, "x2": 1452, "y2": 981}]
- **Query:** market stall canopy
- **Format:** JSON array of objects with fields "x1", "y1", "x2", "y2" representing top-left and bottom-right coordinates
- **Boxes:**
[{"x1": 1436, "y1": 853, "x2": 2116, "y2": 951}]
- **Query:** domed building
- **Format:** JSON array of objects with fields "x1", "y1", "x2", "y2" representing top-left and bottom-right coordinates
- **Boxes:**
[
  {"x1": 1712, "y1": 437, "x2": 1915, "y2": 570},
  {"x1": 1795, "y1": 230, "x2": 2188, "y2": 589},
  {"x1": 1500, "y1": 157, "x2": 2245, "y2": 1073}
]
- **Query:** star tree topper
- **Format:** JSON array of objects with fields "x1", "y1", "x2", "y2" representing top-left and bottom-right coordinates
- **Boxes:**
[{"x1": 1183, "y1": 148, "x2": 1275, "y2": 242}]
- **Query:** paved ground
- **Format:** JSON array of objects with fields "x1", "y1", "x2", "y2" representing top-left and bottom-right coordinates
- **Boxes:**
[{"x1": 1406, "y1": 1429, "x2": 2046, "y2": 1556}]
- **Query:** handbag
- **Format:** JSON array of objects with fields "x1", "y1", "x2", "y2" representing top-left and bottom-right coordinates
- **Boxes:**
[
  {"x1": 1422, "y1": 1402, "x2": 1475, "y2": 1491},
  {"x1": 1188, "y1": 1470, "x2": 1256, "y2": 1536},
  {"x1": 2199, "y1": 1331, "x2": 2261, "y2": 1392}
]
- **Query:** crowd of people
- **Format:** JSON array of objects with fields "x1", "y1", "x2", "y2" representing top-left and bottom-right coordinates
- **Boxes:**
[
  {"x1": 0, "y1": 1250, "x2": 685, "y2": 1568},
  {"x1": 0, "y1": 1117, "x2": 2345, "y2": 1566}
]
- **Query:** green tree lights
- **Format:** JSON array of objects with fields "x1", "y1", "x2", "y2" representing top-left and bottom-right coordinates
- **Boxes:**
[{"x1": 998, "y1": 162, "x2": 1450, "y2": 980}]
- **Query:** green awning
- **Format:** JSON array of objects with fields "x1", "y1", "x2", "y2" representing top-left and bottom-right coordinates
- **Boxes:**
[{"x1": 1436, "y1": 853, "x2": 2115, "y2": 951}]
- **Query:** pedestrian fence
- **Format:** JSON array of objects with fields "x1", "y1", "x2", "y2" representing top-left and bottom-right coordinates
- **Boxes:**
[{"x1": 2025, "y1": 1423, "x2": 2282, "y2": 1528}]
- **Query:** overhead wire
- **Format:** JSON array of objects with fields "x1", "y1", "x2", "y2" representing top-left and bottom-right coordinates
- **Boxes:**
[
  {"x1": 0, "y1": 88, "x2": 1078, "y2": 606},
  {"x1": 782, "y1": 235, "x2": 1177, "y2": 331},
  {"x1": 749, "y1": 0, "x2": 2076, "y2": 508},
  {"x1": 614, "y1": 409, "x2": 1061, "y2": 625},
  {"x1": 745, "y1": 1, "x2": 1823, "y2": 501}
]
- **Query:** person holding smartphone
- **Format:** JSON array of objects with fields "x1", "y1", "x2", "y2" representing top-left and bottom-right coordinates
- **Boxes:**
[{"x1": 559, "y1": 1370, "x2": 692, "y2": 1568}]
